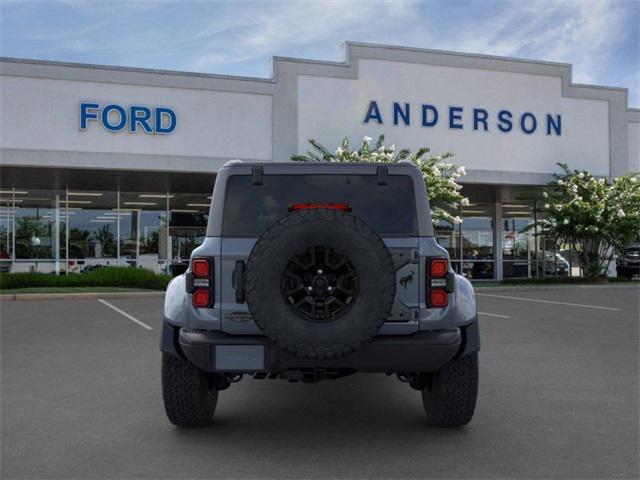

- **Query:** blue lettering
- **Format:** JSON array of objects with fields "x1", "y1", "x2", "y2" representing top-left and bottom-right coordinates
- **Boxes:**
[
  {"x1": 101, "y1": 104, "x2": 127, "y2": 132},
  {"x1": 130, "y1": 105, "x2": 153, "y2": 133},
  {"x1": 421, "y1": 104, "x2": 438, "y2": 127},
  {"x1": 473, "y1": 108, "x2": 488, "y2": 131},
  {"x1": 449, "y1": 106, "x2": 463, "y2": 129},
  {"x1": 546, "y1": 114, "x2": 561, "y2": 136},
  {"x1": 520, "y1": 112, "x2": 537, "y2": 134},
  {"x1": 155, "y1": 107, "x2": 176, "y2": 134},
  {"x1": 497, "y1": 110, "x2": 513, "y2": 133},
  {"x1": 393, "y1": 102, "x2": 410, "y2": 126},
  {"x1": 364, "y1": 100, "x2": 383, "y2": 124},
  {"x1": 80, "y1": 102, "x2": 99, "y2": 130}
]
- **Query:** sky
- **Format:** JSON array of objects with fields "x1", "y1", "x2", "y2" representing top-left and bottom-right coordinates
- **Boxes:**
[{"x1": 1, "y1": 0, "x2": 639, "y2": 106}]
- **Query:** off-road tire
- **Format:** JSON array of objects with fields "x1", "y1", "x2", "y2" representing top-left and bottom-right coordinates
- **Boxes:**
[
  {"x1": 422, "y1": 353, "x2": 478, "y2": 427},
  {"x1": 245, "y1": 208, "x2": 396, "y2": 359},
  {"x1": 162, "y1": 353, "x2": 218, "y2": 427}
]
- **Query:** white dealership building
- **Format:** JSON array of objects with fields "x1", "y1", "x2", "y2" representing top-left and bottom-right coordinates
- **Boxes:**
[{"x1": 1, "y1": 42, "x2": 638, "y2": 279}]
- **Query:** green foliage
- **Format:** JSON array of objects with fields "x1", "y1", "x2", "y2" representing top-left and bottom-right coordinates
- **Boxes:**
[
  {"x1": 0, "y1": 267, "x2": 170, "y2": 290},
  {"x1": 532, "y1": 163, "x2": 640, "y2": 280},
  {"x1": 292, "y1": 135, "x2": 468, "y2": 225}
]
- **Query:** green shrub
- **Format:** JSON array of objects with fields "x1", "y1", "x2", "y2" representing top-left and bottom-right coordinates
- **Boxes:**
[{"x1": 0, "y1": 267, "x2": 171, "y2": 290}]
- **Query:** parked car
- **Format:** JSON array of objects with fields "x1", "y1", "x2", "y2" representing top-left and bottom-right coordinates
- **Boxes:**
[
  {"x1": 536, "y1": 252, "x2": 570, "y2": 276},
  {"x1": 160, "y1": 161, "x2": 480, "y2": 428},
  {"x1": 616, "y1": 243, "x2": 640, "y2": 280}
]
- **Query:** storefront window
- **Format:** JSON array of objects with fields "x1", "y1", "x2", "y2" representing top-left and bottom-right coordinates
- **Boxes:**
[
  {"x1": 461, "y1": 204, "x2": 494, "y2": 279},
  {"x1": 66, "y1": 190, "x2": 118, "y2": 272},
  {"x1": 12, "y1": 189, "x2": 67, "y2": 272},
  {"x1": 434, "y1": 205, "x2": 461, "y2": 273},
  {"x1": 502, "y1": 203, "x2": 535, "y2": 278},
  {"x1": 119, "y1": 192, "x2": 169, "y2": 273},
  {"x1": 0, "y1": 192, "x2": 16, "y2": 272},
  {"x1": 170, "y1": 192, "x2": 209, "y2": 264}
]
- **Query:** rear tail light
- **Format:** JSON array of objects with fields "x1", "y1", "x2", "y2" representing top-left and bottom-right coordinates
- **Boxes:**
[
  {"x1": 289, "y1": 203, "x2": 351, "y2": 212},
  {"x1": 429, "y1": 289, "x2": 448, "y2": 308},
  {"x1": 192, "y1": 289, "x2": 211, "y2": 308},
  {"x1": 430, "y1": 258, "x2": 448, "y2": 277},
  {"x1": 187, "y1": 257, "x2": 214, "y2": 308},
  {"x1": 427, "y1": 257, "x2": 449, "y2": 308},
  {"x1": 192, "y1": 258, "x2": 210, "y2": 277}
]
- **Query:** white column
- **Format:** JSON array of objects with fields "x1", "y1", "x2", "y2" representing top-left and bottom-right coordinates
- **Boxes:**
[
  {"x1": 54, "y1": 194, "x2": 60, "y2": 275},
  {"x1": 495, "y1": 200, "x2": 503, "y2": 281}
]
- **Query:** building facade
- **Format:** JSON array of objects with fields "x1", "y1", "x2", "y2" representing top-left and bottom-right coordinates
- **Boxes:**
[{"x1": 1, "y1": 42, "x2": 638, "y2": 279}]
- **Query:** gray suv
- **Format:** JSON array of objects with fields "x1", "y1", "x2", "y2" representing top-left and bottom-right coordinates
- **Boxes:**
[{"x1": 160, "y1": 161, "x2": 480, "y2": 427}]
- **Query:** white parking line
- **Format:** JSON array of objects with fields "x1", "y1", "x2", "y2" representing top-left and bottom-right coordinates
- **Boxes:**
[
  {"x1": 97, "y1": 299, "x2": 153, "y2": 330},
  {"x1": 476, "y1": 293, "x2": 621, "y2": 311},
  {"x1": 478, "y1": 311, "x2": 511, "y2": 319}
]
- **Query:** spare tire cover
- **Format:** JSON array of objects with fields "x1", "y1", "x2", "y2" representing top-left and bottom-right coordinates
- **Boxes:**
[{"x1": 245, "y1": 208, "x2": 396, "y2": 359}]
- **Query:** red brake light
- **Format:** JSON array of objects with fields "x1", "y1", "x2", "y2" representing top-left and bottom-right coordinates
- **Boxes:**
[
  {"x1": 192, "y1": 259, "x2": 210, "y2": 277},
  {"x1": 430, "y1": 289, "x2": 448, "y2": 308},
  {"x1": 430, "y1": 258, "x2": 448, "y2": 277},
  {"x1": 192, "y1": 289, "x2": 210, "y2": 308},
  {"x1": 289, "y1": 203, "x2": 351, "y2": 212}
]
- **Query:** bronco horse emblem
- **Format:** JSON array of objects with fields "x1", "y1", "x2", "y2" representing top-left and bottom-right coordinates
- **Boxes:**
[{"x1": 399, "y1": 271, "x2": 415, "y2": 289}]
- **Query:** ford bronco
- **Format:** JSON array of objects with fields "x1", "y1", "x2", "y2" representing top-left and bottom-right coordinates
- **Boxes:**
[{"x1": 161, "y1": 161, "x2": 480, "y2": 427}]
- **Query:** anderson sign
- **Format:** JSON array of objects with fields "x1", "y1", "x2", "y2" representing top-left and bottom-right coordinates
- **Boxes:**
[{"x1": 363, "y1": 100, "x2": 562, "y2": 136}]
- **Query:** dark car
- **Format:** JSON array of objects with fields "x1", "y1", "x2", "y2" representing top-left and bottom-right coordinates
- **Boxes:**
[{"x1": 617, "y1": 243, "x2": 640, "y2": 280}]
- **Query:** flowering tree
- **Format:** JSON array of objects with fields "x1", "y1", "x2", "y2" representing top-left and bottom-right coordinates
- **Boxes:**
[
  {"x1": 534, "y1": 163, "x2": 640, "y2": 280},
  {"x1": 292, "y1": 135, "x2": 469, "y2": 225}
]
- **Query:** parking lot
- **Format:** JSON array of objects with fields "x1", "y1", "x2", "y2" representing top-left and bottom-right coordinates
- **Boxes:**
[{"x1": 1, "y1": 285, "x2": 638, "y2": 479}]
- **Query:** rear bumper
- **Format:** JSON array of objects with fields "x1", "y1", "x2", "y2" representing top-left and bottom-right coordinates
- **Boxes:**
[{"x1": 161, "y1": 321, "x2": 479, "y2": 373}]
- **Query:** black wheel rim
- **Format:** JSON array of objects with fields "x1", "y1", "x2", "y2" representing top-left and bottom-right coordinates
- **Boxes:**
[{"x1": 281, "y1": 245, "x2": 359, "y2": 323}]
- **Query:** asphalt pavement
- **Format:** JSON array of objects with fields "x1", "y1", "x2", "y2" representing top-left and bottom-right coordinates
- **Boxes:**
[{"x1": 1, "y1": 286, "x2": 638, "y2": 479}]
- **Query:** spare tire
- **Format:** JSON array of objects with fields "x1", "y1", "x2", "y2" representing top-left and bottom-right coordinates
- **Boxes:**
[{"x1": 245, "y1": 208, "x2": 396, "y2": 359}]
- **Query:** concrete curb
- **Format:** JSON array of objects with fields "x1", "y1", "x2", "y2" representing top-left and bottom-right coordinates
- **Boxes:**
[
  {"x1": 474, "y1": 283, "x2": 639, "y2": 292},
  {"x1": 0, "y1": 291, "x2": 165, "y2": 301}
]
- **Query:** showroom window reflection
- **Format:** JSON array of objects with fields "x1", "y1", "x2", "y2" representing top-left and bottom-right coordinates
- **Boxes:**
[
  {"x1": 0, "y1": 188, "x2": 209, "y2": 274},
  {"x1": 434, "y1": 203, "x2": 495, "y2": 280}
]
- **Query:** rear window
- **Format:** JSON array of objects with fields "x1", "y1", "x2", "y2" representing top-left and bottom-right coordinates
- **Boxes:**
[{"x1": 222, "y1": 174, "x2": 417, "y2": 237}]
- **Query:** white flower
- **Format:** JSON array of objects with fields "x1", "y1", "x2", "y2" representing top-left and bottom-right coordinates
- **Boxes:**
[
  {"x1": 461, "y1": 197, "x2": 470, "y2": 206},
  {"x1": 363, "y1": 136, "x2": 372, "y2": 143},
  {"x1": 632, "y1": 176, "x2": 638, "y2": 183},
  {"x1": 544, "y1": 203, "x2": 550, "y2": 209},
  {"x1": 542, "y1": 191, "x2": 548, "y2": 198},
  {"x1": 618, "y1": 209, "x2": 626, "y2": 218},
  {"x1": 555, "y1": 205, "x2": 562, "y2": 211},
  {"x1": 389, "y1": 144, "x2": 395, "y2": 152},
  {"x1": 576, "y1": 196, "x2": 582, "y2": 201},
  {"x1": 598, "y1": 178, "x2": 605, "y2": 184},
  {"x1": 335, "y1": 147, "x2": 343, "y2": 156},
  {"x1": 453, "y1": 216, "x2": 462, "y2": 224},
  {"x1": 557, "y1": 179, "x2": 564, "y2": 185},
  {"x1": 563, "y1": 219, "x2": 569, "y2": 225},
  {"x1": 578, "y1": 172, "x2": 584, "y2": 178},
  {"x1": 456, "y1": 166, "x2": 467, "y2": 176}
]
